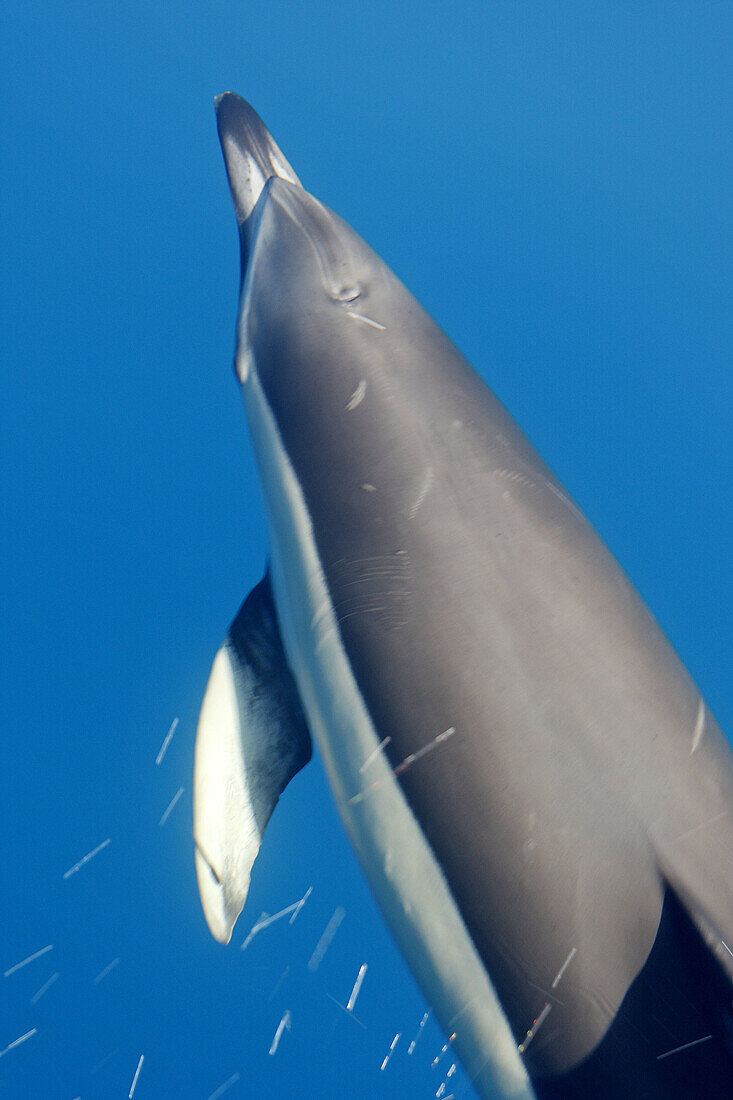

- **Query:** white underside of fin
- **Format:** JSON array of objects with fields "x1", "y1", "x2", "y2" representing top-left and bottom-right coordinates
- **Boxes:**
[
  {"x1": 239, "y1": 345, "x2": 535, "y2": 1099},
  {"x1": 194, "y1": 645, "x2": 261, "y2": 944}
]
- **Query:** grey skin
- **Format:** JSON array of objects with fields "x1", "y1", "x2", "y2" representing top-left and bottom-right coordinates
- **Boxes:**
[{"x1": 199, "y1": 94, "x2": 733, "y2": 1097}]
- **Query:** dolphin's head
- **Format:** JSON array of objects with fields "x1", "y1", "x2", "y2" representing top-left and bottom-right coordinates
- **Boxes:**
[
  {"x1": 213, "y1": 95, "x2": 476, "y2": 601},
  {"x1": 215, "y1": 94, "x2": 399, "y2": 389}
]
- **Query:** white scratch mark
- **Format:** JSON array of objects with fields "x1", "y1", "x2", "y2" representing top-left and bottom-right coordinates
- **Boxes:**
[
  {"x1": 380, "y1": 1032, "x2": 401, "y2": 1070},
  {"x1": 156, "y1": 717, "x2": 178, "y2": 764},
  {"x1": 128, "y1": 1053, "x2": 144, "y2": 1097},
  {"x1": 690, "y1": 700, "x2": 706, "y2": 755},
  {"x1": 657, "y1": 1034, "x2": 712, "y2": 1060},
  {"x1": 436, "y1": 1084, "x2": 446, "y2": 1098},
  {"x1": 447, "y1": 1063, "x2": 456, "y2": 1077},
  {"x1": 63, "y1": 838, "x2": 110, "y2": 879},
  {"x1": 494, "y1": 468, "x2": 536, "y2": 490},
  {"x1": 345, "y1": 379, "x2": 367, "y2": 411},
  {"x1": 345, "y1": 311, "x2": 386, "y2": 331},
  {"x1": 308, "y1": 907, "x2": 346, "y2": 971},
  {"x1": 206, "y1": 1072, "x2": 241, "y2": 1100},
  {"x1": 359, "y1": 736, "x2": 392, "y2": 774},
  {"x1": 408, "y1": 468, "x2": 434, "y2": 520},
  {"x1": 543, "y1": 479, "x2": 586, "y2": 521},
  {"x1": 346, "y1": 963, "x2": 367, "y2": 1011},
  {"x1": 675, "y1": 810, "x2": 728, "y2": 843},
  {"x1": 349, "y1": 728, "x2": 457, "y2": 805},
  {"x1": 408, "y1": 1010, "x2": 430, "y2": 1054},
  {"x1": 4, "y1": 943, "x2": 53, "y2": 977},
  {"x1": 30, "y1": 971, "x2": 59, "y2": 1004},
  {"x1": 269, "y1": 1011, "x2": 291, "y2": 1055},
  {"x1": 0, "y1": 1028, "x2": 37, "y2": 1058},
  {"x1": 518, "y1": 1003, "x2": 552, "y2": 1053},
  {"x1": 93, "y1": 957, "x2": 120, "y2": 985},
  {"x1": 551, "y1": 947, "x2": 577, "y2": 989},
  {"x1": 159, "y1": 786, "x2": 184, "y2": 826},
  {"x1": 722, "y1": 940, "x2": 733, "y2": 959}
]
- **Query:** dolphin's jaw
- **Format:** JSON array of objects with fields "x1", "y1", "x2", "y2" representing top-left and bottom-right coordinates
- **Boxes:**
[{"x1": 236, "y1": 349, "x2": 535, "y2": 1100}]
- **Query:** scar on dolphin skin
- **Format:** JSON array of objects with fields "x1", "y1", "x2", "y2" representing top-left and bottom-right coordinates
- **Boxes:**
[
  {"x1": 690, "y1": 699, "x2": 705, "y2": 754},
  {"x1": 345, "y1": 310, "x2": 386, "y2": 331},
  {"x1": 345, "y1": 379, "x2": 367, "y2": 410}
]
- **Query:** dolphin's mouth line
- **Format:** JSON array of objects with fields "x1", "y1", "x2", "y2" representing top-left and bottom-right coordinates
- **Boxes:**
[{"x1": 265, "y1": 178, "x2": 363, "y2": 304}]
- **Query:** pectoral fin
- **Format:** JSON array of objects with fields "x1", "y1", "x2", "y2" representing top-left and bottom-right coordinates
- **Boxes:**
[{"x1": 193, "y1": 573, "x2": 312, "y2": 944}]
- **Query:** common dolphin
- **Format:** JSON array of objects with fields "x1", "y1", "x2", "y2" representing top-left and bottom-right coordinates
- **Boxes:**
[{"x1": 193, "y1": 94, "x2": 733, "y2": 1098}]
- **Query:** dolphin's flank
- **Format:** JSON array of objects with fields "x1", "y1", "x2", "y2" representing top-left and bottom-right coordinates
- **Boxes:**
[{"x1": 193, "y1": 93, "x2": 733, "y2": 1098}]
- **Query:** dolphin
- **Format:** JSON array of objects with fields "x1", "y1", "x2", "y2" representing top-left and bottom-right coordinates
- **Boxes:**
[{"x1": 193, "y1": 93, "x2": 733, "y2": 1098}]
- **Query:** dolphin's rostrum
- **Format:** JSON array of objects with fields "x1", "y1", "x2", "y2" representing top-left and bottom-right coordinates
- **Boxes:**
[{"x1": 193, "y1": 93, "x2": 733, "y2": 1098}]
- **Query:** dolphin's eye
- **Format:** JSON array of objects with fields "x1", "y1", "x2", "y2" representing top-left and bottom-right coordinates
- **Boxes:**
[{"x1": 331, "y1": 283, "x2": 361, "y2": 303}]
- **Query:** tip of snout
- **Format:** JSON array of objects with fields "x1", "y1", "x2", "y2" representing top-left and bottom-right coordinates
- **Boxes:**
[{"x1": 215, "y1": 93, "x2": 301, "y2": 227}]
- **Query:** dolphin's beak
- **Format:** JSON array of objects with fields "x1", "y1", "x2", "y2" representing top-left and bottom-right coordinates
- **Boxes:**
[{"x1": 215, "y1": 93, "x2": 301, "y2": 277}]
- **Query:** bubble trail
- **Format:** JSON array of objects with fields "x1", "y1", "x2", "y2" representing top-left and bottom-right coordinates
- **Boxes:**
[
  {"x1": 269, "y1": 1011, "x2": 291, "y2": 1055},
  {"x1": 408, "y1": 1010, "x2": 430, "y2": 1055},
  {"x1": 156, "y1": 717, "x2": 178, "y2": 764},
  {"x1": 349, "y1": 728, "x2": 456, "y2": 804},
  {"x1": 359, "y1": 736, "x2": 392, "y2": 774},
  {"x1": 0, "y1": 1028, "x2": 37, "y2": 1058},
  {"x1": 657, "y1": 1035, "x2": 712, "y2": 1061},
  {"x1": 551, "y1": 946, "x2": 577, "y2": 988},
  {"x1": 405, "y1": 1007, "x2": 429, "y2": 1051},
  {"x1": 128, "y1": 1054, "x2": 144, "y2": 1098},
  {"x1": 63, "y1": 838, "x2": 110, "y2": 879},
  {"x1": 206, "y1": 1071, "x2": 241, "y2": 1099},
  {"x1": 93, "y1": 957, "x2": 120, "y2": 985},
  {"x1": 307, "y1": 906, "x2": 345, "y2": 972},
  {"x1": 431, "y1": 1033, "x2": 457, "y2": 1067},
  {"x1": 518, "y1": 1003, "x2": 552, "y2": 1053},
  {"x1": 380, "y1": 1032, "x2": 401, "y2": 1070},
  {"x1": 4, "y1": 944, "x2": 53, "y2": 977},
  {"x1": 159, "y1": 787, "x2": 184, "y2": 826},
  {"x1": 241, "y1": 887, "x2": 313, "y2": 949},
  {"x1": 30, "y1": 971, "x2": 59, "y2": 1004},
  {"x1": 346, "y1": 963, "x2": 367, "y2": 1011}
]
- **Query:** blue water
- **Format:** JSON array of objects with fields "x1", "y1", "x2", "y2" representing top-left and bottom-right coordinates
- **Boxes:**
[{"x1": 2, "y1": 3, "x2": 731, "y2": 1096}]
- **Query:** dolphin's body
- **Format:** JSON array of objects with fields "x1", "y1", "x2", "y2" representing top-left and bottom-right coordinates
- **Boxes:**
[{"x1": 193, "y1": 95, "x2": 733, "y2": 1098}]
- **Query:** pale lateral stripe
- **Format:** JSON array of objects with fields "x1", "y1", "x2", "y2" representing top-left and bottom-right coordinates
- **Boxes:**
[{"x1": 238, "y1": 331, "x2": 534, "y2": 1099}]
